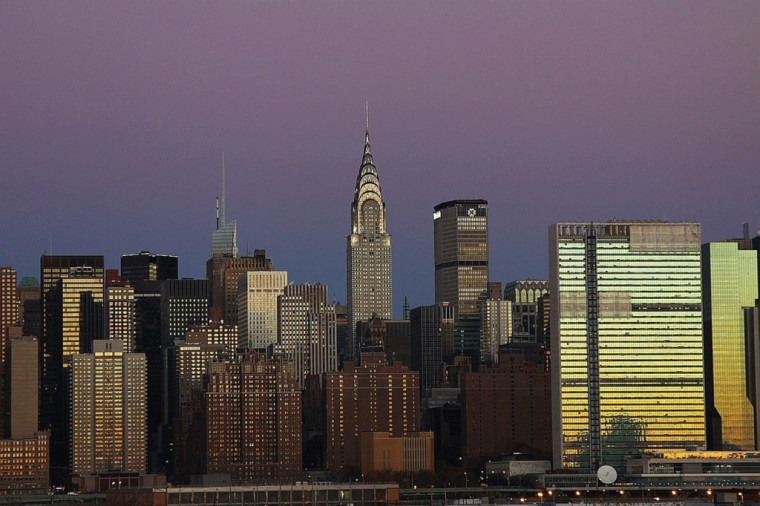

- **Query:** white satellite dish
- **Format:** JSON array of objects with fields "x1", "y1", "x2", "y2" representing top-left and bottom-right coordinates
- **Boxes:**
[{"x1": 597, "y1": 465, "x2": 617, "y2": 484}]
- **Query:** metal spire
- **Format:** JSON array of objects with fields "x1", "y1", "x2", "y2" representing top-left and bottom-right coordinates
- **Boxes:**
[
  {"x1": 365, "y1": 100, "x2": 369, "y2": 132},
  {"x1": 221, "y1": 151, "x2": 226, "y2": 226}
]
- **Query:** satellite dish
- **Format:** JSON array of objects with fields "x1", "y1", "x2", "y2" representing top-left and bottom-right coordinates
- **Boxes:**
[{"x1": 597, "y1": 465, "x2": 617, "y2": 484}]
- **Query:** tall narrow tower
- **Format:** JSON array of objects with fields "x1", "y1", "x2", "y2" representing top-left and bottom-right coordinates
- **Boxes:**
[
  {"x1": 212, "y1": 152, "x2": 238, "y2": 258},
  {"x1": 347, "y1": 105, "x2": 392, "y2": 360}
]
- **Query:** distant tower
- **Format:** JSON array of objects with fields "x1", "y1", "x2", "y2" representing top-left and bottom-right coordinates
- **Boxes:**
[
  {"x1": 212, "y1": 152, "x2": 238, "y2": 258},
  {"x1": 347, "y1": 104, "x2": 392, "y2": 360},
  {"x1": 402, "y1": 296, "x2": 410, "y2": 320},
  {"x1": 433, "y1": 200, "x2": 489, "y2": 360}
]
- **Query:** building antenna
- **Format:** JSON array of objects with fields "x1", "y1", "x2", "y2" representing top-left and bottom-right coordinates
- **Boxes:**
[
  {"x1": 216, "y1": 195, "x2": 220, "y2": 230},
  {"x1": 221, "y1": 151, "x2": 226, "y2": 227},
  {"x1": 365, "y1": 100, "x2": 369, "y2": 131}
]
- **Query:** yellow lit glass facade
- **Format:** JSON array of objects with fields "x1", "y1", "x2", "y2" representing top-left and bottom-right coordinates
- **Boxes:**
[
  {"x1": 550, "y1": 222, "x2": 705, "y2": 472},
  {"x1": 703, "y1": 241, "x2": 759, "y2": 450}
]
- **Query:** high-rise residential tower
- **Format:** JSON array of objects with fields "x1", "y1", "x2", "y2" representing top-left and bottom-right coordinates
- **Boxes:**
[
  {"x1": 347, "y1": 109, "x2": 392, "y2": 360},
  {"x1": 703, "y1": 241, "x2": 759, "y2": 449},
  {"x1": 70, "y1": 340, "x2": 146, "y2": 475},
  {"x1": 205, "y1": 353, "x2": 302, "y2": 483},
  {"x1": 434, "y1": 200, "x2": 488, "y2": 361},
  {"x1": 550, "y1": 222, "x2": 705, "y2": 472}
]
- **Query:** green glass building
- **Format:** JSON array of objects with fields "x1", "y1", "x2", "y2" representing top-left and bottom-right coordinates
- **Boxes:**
[
  {"x1": 550, "y1": 222, "x2": 705, "y2": 472},
  {"x1": 703, "y1": 241, "x2": 759, "y2": 450}
]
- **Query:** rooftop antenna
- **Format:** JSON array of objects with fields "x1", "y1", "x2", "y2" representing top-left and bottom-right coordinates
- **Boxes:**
[
  {"x1": 365, "y1": 100, "x2": 369, "y2": 131},
  {"x1": 216, "y1": 196, "x2": 220, "y2": 230},
  {"x1": 743, "y1": 222, "x2": 749, "y2": 241},
  {"x1": 221, "y1": 151, "x2": 226, "y2": 227}
]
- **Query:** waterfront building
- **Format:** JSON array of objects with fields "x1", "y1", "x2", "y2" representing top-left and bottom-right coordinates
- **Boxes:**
[
  {"x1": 703, "y1": 240, "x2": 759, "y2": 449},
  {"x1": 550, "y1": 221, "x2": 705, "y2": 471}
]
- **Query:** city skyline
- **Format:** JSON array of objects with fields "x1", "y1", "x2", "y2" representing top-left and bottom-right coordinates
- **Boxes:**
[{"x1": 2, "y1": 2, "x2": 759, "y2": 317}]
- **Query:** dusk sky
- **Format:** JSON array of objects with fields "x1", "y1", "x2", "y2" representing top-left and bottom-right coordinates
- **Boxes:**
[{"x1": 1, "y1": 1, "x2": 758, "y2": 316}]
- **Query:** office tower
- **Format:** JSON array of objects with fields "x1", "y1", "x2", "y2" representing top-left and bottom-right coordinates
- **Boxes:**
[
  {"x1": 0, "y1": 267, "x2": 18, "y2": 437},
  {"x1": 206, "y1": 250, "x2": 274, "y2": 324},
  {"x1": 746, "y1": 305, "x2": 760, "y2": 449},
  {"x1": 703, "y1": 241, "x2": 759, "y2": 449},
  {"x1": 433, "y1": 199, "x2": 488, "y2": 361},
  {"x1": 347, "y1": 112, "x2": 392, "y2": 360},
  {"x1": 160, "y1": 279, "x2": 209, "y2": 346},
  {"x1": 0, "y1": 331, "x2": 49, "y2": 495},
  {"x1": 550, "y1": 221, "x2": 705, "y2": 472},
  {"x1": 40, "y1": 256, "x2": 104, "y2": 481},
  {"x1": 325, "y1": 351, "x2": 421, "y2": 470},
  {"x1": 61, "y1": 269, "x2": 104, "y2": 356},
  {"x1": 504, "y1": 279, "x2": 549, "y2": 343},
  {"x1": 238, "y1": 271, "x2": 287, "y2": 350},
  {"x1": 172, "y1": 321, "x2": 237, "y2": 477},
  {"x1": 205, "y1": 353, "x2": 301, "y2": 483},
  {"x1": 130, "y1": 279, "x2": 165, "y2": 473},
  {"x1": 411, "y1": 304, "x2": 454, "y2": 396},
  {"x1": 120, "y1": 251, "x2": 178, "y2": 284},
  {"x1": 211, "y1": 154, "x2": 238, "y2": 258},
  {"x1": 274, "y1": 283, "x2": 338, "y2": 388},
  {"x1": 480, "y1": 299, "x2": 512, "y2": 365},
  {"x1": 70, "y1": 340, "x2": 146, "y2": 475},
  {"x1": 461, "y1": 347, "x2": 551, "y2": 468},
  {"x1": 0, "y1": 267, "x2": 18, "y2": 365},
  {"x1": 106, "y1": 270, "x2": 136, "y2": 351},
  {"x1": 17, "y1": 277, "x2": 41, "y2": 340}
]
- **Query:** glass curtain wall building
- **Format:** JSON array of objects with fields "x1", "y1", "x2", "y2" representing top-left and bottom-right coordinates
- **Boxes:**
[
  {"x1": 550, "y1": 222, "x2": 705, "y2": 472},
  {"x1": 703, "y1": 241, "x2": 759, "y2": 450}
]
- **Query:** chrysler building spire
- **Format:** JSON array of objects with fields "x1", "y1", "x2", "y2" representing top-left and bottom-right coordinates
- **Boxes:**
[{"x1": 347, "y1": 106, "x2": 393, "y2": 360}]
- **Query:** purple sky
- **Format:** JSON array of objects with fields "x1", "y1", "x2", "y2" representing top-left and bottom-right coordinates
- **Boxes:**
[{"x1": 1, "y1": 1, "x2": 759, "y2": 316}]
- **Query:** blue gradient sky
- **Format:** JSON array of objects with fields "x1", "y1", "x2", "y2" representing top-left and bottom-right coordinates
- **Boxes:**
[{"x1": 1, "y1": 1, "x2": 758, "y2": 316}]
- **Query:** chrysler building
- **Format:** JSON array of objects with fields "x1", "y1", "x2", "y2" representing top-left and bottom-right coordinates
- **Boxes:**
[{"x1": 346, "y1": 106, "x2": 392, "y2": 359}]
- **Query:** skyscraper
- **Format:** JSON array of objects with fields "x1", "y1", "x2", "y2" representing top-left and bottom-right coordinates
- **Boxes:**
[
  {"x1": 550, "y1": 221, "x2": 705, "y2": 472},
  {"x1": 0, "y1": 331, "x2": 49, "y2": 495},
  {"x1": 172, "y1": 321, "x2": 238, "y2": 477},
  {"x1": 703, "y1": 241, "x2": 759, "y2": 449},
  {"x1": 238, "y1": 271, "x2": 287, "y2": 350},
  {"x1": 480, "y1": 299, "x2": 512, "y2": 366},
  {"x1": 70, "y1": 340, "x2": 146, "y2": 475},
  {"x1": 325, "y1": 351, "x2": 421, "y2": 470},
  {"x1": 211, "y1": 153, "x2": 238, "y2": 258},
  {"x1": 40, "y1": 255, "x2": 104, "y2": 479},
  {"x1": 433, "y1": 199, "x2": 488, "y2": 361},
  {"x1": 106, "y1": 270, "x2": 136, "y2": 351},
  {"x1": 504, "y1": 278, "x2": 549, "y2": 343},
  {"x1": 206, "y1": 250, "x2": 274, "y2": 324},
  {"x1": 120, "y1": 251, "x2": 178, "y2": 284},
  {"x1": 205, "y1": 352, "x2": 302, "y2": 483},
  {"x1": 347, "y1": 109, "x2": 392, "y2": 360},
  {"x1": 410, "y1": 303, "x2": 454, "y2": 396},
  {"x1": 274, "y1": 283, "x2": 338, "y2": 388}
]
